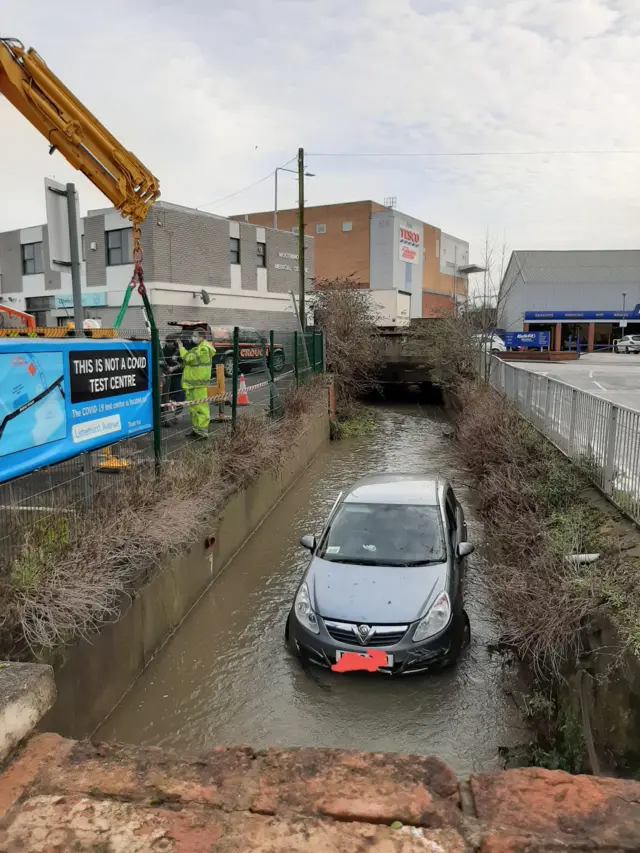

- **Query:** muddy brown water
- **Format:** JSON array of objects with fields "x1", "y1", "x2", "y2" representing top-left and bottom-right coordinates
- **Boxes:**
[{"x1": 97, "y1": 403, "x2": 528, "y2": 774}]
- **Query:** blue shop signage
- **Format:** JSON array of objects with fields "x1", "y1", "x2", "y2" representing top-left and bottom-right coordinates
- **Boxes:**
[
  {"x1": 504, "y1": 331, "x2": 550, "y2": 348},
  {"x1": 525, "y1": 306, "x2": 640, "y2": 322}
]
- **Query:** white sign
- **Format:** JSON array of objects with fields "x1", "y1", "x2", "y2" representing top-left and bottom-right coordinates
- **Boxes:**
[
  {"x1": 275, "y1": 263, "x2": 309, "y2": 272},
  {"x1": 72, "y1": 414, "x2": 122, "y2": 443},
  {"x1": 398, "y1": 227, "x2": 420, "y2": 265},
  {"x1": 45, "y1": 178, "x2": 82, "y2": 273},
  {"x1": 619, "y1": 319, "x2": 628, "y2": 328}
]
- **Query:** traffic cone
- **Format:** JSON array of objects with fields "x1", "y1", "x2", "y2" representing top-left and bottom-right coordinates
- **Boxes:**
[{"x1": 237, "y1": 374, "x2": 250, "y2": 406}]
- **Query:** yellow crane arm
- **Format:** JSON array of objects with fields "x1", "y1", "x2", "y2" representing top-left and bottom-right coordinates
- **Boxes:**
[{"x1": 0, "y1": 37, "x2": 160, "y2": 225}]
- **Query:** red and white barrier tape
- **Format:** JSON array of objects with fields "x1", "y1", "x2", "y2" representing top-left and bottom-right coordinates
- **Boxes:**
[{"x1": 159, "y1": 369, "x2": 295, "y2": 410}]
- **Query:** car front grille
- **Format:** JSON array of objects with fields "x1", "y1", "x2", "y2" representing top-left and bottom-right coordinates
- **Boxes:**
[{"x1": 324, "y1": 620, "x2": 408, "y2": 647}]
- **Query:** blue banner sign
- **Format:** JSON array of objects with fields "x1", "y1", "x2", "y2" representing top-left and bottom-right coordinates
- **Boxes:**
[
  {"x1": 54, "y1": 292, "x2": 107, "y2": 309},
  {"x1": 505, "y1": 331, "x2": 551, "y2": 348},
  {"x1": 525, "y1": 306, "x2": 640, "y2": 321},
  {"x1": 0, "y1": 338, "x2": 152, "y2": 484}
]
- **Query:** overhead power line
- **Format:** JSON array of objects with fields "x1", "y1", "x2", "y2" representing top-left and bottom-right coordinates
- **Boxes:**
[
  {"x1": 197, "y1": 156, "x2": 297, "y2": 211},
  {"x1": 308, "y1": 149, "x2": 640, "y2": 157}
]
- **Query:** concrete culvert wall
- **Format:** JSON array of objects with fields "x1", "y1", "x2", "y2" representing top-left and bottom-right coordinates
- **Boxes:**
[{"x1": 39, "y1": 394, "x2": 330, "y2": 739}]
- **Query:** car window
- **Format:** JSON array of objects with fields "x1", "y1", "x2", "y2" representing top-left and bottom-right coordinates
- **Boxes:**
[
  {"x1": 317, "y1": 502, "x2": 446, "y2": 566},
  {"x1": 212, "y1": 327, "x2": 232, "y2": 341},
  {"x1": 445, "y1": 493, "x2": 456, "y2": 535}
]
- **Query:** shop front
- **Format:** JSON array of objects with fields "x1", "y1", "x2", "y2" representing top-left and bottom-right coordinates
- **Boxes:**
[{"x1": 524, "y1": 308, "x2": 640, "y2": 352}]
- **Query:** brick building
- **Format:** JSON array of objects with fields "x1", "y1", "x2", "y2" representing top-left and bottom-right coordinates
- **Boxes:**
[
  {"x1": 0, "y1": 201, "x2": 313, "y2": 331},
  {"x1": 233, "y1": 200, "x2": 474, "y2": 319}
]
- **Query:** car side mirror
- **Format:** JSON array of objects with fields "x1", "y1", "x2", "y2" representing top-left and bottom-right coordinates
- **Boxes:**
[
  {"x1": 300, "y1": 535, "x2": 316, "y2": 551},
  {"x1": 457, "y1": 542, "x2": 475, "y2": 558}
]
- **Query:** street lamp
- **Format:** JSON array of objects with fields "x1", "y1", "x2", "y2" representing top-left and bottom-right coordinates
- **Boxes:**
[{"x1": 274, "y1": 166, "x2": 315, "y2": 230}]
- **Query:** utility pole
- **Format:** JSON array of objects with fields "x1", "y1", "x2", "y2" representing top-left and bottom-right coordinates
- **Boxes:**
[
  {"x1": 66, "y1": 183, "x2": 84, "y2": 336},
  {"x1": 297, "y1": 147, "x2": 305, "y2": 330},
  {"x1": 273, "y1": 168, "x2": 278, "y2": 230}
]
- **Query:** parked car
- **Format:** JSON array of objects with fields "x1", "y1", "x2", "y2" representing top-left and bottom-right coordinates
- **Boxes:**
[
  {"x1": 286, "y1": 473, "x2": 473, "y2": 675},
  {"x1": 613, "y1": 334, "x2": 640, "y2": 354},
  {"x1": 167, "y1": 322, "x2": 287, "y2": 376},
  {"x1": 473, "y1": 333, "x2": 506, "y2": 353}
]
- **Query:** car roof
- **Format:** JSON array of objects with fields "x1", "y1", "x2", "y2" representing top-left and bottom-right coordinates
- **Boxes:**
[{"x1": 343, "y1": 473, "x2": 443, "y2": 506}]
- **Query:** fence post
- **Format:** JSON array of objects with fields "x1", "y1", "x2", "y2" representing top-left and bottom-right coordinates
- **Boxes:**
[
  {"x1": 294, "y1": 330, "x2": 299, "y2": 387},
  {"x1": 231, "y1": 326, "x2": 239, "y2": 431},
  {"x1": 543, "y1": 377, "x2": 551, "y2": 434},
  {"x1": 603, "y1": 404, "x2": 618, "y2": 495},
  {"x1": 568, "y1": 388, "x2": 578, "y2": 457},
  {"x1": 269, "y1": 329, "x2": 275, "y2": 418},
  {"x1": 150, "y1": 325, "x2": 163, "y2": 475},
  {"x1": 525, "y1": 372, "x2": 533, "y2": 414},
  {"x1": 82, "y1": 451, "x2": 92, "y2": 511}
]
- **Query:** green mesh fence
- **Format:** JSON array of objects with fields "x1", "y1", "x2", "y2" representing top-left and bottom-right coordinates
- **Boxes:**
[{"x1": 0, "y1": 324, "x2": 326, "y2": 571}]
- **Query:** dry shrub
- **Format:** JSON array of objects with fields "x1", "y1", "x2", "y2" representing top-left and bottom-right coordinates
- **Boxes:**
[
  {"x1": 310, "y1": 277, "x2": 381, "y2": 416},
  {"x1": 3, "y1": 382, "x2": 325, "y2": 658},
  {"x1": 456, "y1": 382, "x2": 633, "y2": 677}
]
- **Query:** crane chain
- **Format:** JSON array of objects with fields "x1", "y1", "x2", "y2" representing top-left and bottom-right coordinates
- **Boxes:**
[{"x1": 130, "y1": 221, "x2": 146, "y2": 297}]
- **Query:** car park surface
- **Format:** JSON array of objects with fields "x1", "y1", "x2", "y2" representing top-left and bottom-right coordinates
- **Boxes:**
[{"x1": 508, "y1": 352, "x2": 640, "y2": 412}]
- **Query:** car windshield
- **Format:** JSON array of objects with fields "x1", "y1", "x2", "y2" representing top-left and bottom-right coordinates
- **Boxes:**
[{"x1": 317, "y1": 502, "x2": 446, "y2": 566}]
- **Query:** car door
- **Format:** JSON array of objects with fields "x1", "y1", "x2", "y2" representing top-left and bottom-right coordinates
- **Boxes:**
[
  {"x1": 444, "y1": 489, "x2": 462, "y2": 608},
  {"x1": 453, "y1": 492, "x2": 469, "y2": 584}
]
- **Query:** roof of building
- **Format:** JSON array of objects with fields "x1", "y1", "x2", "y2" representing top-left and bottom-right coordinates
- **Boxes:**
[
  {"x1": 230, "y1": 199, "x2": 385, "y2": 220},
  {"x1": 505, "y1": 250, "x2": 640, "y2": 288}
]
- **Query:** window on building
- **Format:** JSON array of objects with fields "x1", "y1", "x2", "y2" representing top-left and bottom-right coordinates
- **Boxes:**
[
  {"x1": 316, "y1": 223, "x2": 327, "y2": 234},
  {"x1": 25, "y1": 296, "x2": 54, "y2": 311},
  {"x1": 230, "y1": 237, "x2": 240, "y2": 265},
  {"x1": 342, "y1": 221, "x2": 353, "y2": 232},
  {"x1": 21, "y1": 242, "x2": 44, "y2": 275},
  {"x1": 81, "y1": 234, "x2": 86, "y2": 261},
  {"x1": 257, "y1": 242, "x2": 266, "y2": 267},
  {"x1": 106, "y1": 228, "x2": 133, "y2": 266}
]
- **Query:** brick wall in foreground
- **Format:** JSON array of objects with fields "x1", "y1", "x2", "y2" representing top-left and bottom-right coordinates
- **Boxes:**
[{"x1": 0, "y1": 736, "x2": 638, "y2": 851}]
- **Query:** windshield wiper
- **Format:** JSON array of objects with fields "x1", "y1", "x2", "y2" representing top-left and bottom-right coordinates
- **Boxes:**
[{"x1": 322, "y1": 557, "x2": 379, "y2": 565}]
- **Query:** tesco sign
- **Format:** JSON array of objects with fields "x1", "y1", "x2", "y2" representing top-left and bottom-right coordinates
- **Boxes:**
[{"x1": 398, "y1": 227, "x2": 421, "y2": 265}]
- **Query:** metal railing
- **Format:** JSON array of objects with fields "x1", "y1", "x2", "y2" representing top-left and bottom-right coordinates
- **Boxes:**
[{"x1": 489, "y1": 357, "x2": 640, "y2": 523}]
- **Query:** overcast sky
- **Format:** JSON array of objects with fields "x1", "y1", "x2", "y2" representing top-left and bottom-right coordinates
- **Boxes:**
[{"x1": 2, "y1": 0, "x2": 640, "y2": 263}]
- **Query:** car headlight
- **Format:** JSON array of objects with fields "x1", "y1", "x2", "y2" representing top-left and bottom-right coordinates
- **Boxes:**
[
  {"x1": 412, "y1": 591, "x2": 451, "y2": 642},
  {"x1": 294, "y1": 583, "x2": 320, "y2": 634}
]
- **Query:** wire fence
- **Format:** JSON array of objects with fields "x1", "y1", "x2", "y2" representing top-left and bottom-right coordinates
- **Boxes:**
[
  {"x1": 489, "y1": 357, "x2": 640, "y2": 524},
  {"x1": 0, "y1": 325, "x2": 325, "y2": 571}
]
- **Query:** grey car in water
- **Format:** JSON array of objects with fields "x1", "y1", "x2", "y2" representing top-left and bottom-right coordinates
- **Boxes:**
[{"x1": 286, "y1": 473, "x2": 474, "y2": 675}]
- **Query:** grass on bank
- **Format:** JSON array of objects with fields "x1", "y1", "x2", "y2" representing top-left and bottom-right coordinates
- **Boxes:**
[
  {"x1": 330, "y1": 409, "x2": 377, "y2": 440},
  {"x1": 454, "y1": 381, "x2": 640, "y2": 679},
  {"x1": 0, "y1": 380, "x2": 326, "y2": 661}
]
